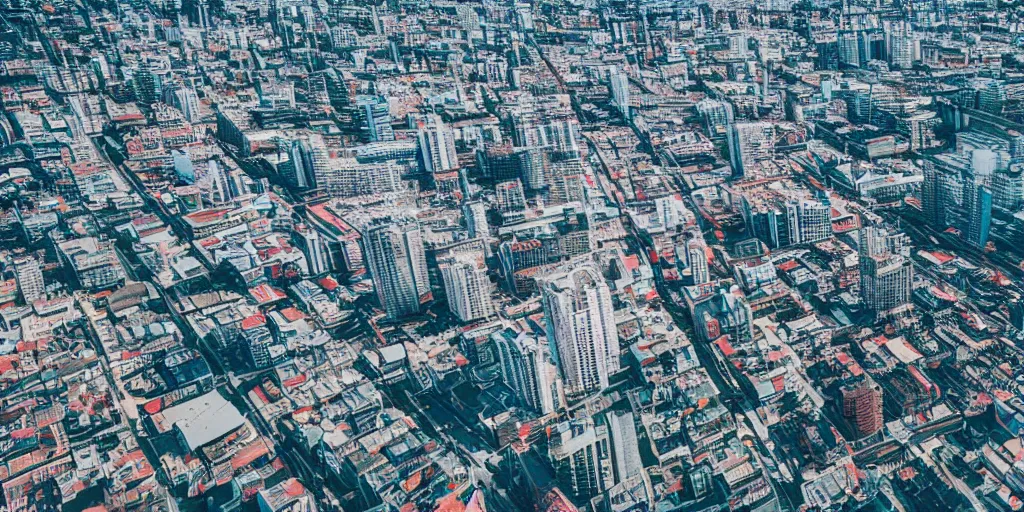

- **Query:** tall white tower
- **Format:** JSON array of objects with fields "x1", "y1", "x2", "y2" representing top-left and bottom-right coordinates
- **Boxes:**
[{"x1": 541, "y1": 265, "x2": 619, "y2": 397}]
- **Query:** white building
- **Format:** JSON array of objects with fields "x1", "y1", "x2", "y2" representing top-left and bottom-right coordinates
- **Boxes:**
[
  {"x1": 296, "y1": 226, "x2": 329, "y2": 276},
  {"x1": 541, "y1": 265, "x2": 619, "y2": 397},
  {"x1": 686, "y1": 239, "x2": 710, "y2": 285},
  {"x1": 363, "y1": 218, "x2": 430, "y2": 321},
  {"x1": 607, "y1": 410, "x2": 641, "y2": 484},
  {"x1": 493, "y1": 329, "x2": 558, "y2": 415},
  {"x1": 417, "y1": 115, "x2": 458, "y2": 174},
  {"x1": 439, "y1": 252, "x2": 494, "y2": 323},
  {"x1": 727, "y1": 122, "x2": 775, "y2": 177},
  {"x1": 610, "y1": 70, "x2": 631, "y2": 120},
  {"x1": 463, "y1": 200, "x2": 489, "y2": 240},
  {"x1": 14, "y1": 256, "x2": 44, "y2": 304},
  {"x1": 788, "y1": 199, "x2": 832, "y2": 244},
  {"x1": 315, "y1": 158, "x2": 402, "y2": 198}
]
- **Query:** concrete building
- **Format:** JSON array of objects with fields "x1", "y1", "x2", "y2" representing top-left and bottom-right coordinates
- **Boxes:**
[
  {"x1": 610, "y1": 69, "x2": 630, "y2": 120},
  {"x1": 58, "y1": 237, "x2": 127, "y2": 292},
  {"x1": 548, "y1": 418, "x2": 614, "y2": 503},
  {"x1": 295, "y1": 225, "x2": 330, "y2": 276},
  {"x1": 858, "y1": 225, "x2": 914, "y2": 320},
  {"x1": 686, "y1": 239, "x2": 710, "y2": 286},
  {"x1": 788, "y1": 198, "x2": 832, "y2": 245},
  {"x1": 14, "y1": 256, "x2": 44, "y2": 304},
  {"x1": 315, "y1": 159, "x2": 403, "y2": 198},
  {"x1": 439, "y1": 252, "x2": 494, "y2": 323},
  {"x1": 363, "y1": 217, "x2": 431, "y2": 321},
  {"x1": 607, "y1": 410, "x2": 641, "y2": 484},
  {"x1": 417, "y1": 115, "x2": 458, "y2": 174},
  {"x1": 541, "y1": 265, "x2": 619, "y2": 397},
  {"x1": 492, "y1": 329, "x2": 558, "y2": 415},
  {"x1": 727, "y1": 122, "x2": 775, "y2": 177}
]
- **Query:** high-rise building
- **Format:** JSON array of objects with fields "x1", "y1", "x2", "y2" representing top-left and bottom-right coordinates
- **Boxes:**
[
  {"x1": 858, "y1": 225, "x2": 914, "y2": 319},
  {"x1": 727, "y1": 122, "x2": 775, "y2": 177},
  {"x1": 132, "y1": 65, "x2": 163, "y2": 106},
  {"x1": 495, "y1": 179, "x2": 527, "y2": 213},
  {"x1": 541, "y1": 265, "x2": 619, "y2": 397},
  {"x1": 920, "y1": 161, "x2": 948, "y2": 228},
  {"x1": 686, "y1": 239, "x2": 710, "y2": 285},
  {"x1": 288, "y1": 138, "x2": 324, "y2": 189},
  {"x1": 463, "y1": 201, "x2": 489, "y2": 240},
  {"x1": 887, "y1": 21, "x2": 915, "y2": 69},
  {"x1": 964, "y1": 182, "x2": 993, "y2": 248},
  {"x1": 547, "y1": 158, "x2": 586, "y2": 206},
  {"x1": 492, "y1": 329, "x2": 558, "y2": 414},
  {"x1": 477, "y1": 145, "x2": 548, "y2": 190},
  {"x1": 295, "y1": 225, "x2": 329, "y2": 276},
  {"x1": 696, "y1": 99, "x2": 735, "y2": 139},
  {"x1": 606, "y1": 410, "x2": 641, "y2": 484},
  {"x1": 439, "y1": 252, "x2": 494, "y2": 323},
  {"x1": 357, "y1": 95, "x2": 395, "y2": 142},
  {"x1": 548, "y1": 418, "x2": 614, "y2": 503},
  {"x1": 164, "y1": 85, "x2": 201, "y2": 123},
  {"x1": 363, "y1": 218, "x2": 431, "y2": 321},
  {"x1": 838, "y1": 30, "x2": 860, "y2": 68},
  {"x1": 205, "y1": 160, "x2": 233, "y2": 204},
  {"x1": 977, "y1": 79, "x2": 1006, "y2": 115},
  {"x1": 14, "y1": 256, "x2": 44, "y2": 304},
  {"x1": 609, "y1": 69, "x2": 630, "y2": 120},
  {"x1": 417, "y1": 115, "x2": 458, "y2": 174},
  {"x1": 787, "y1": 198, "x2": 832, "y2": 244},
  {"x1": 841, "y1": 379, "x2": 884, "y2": 439},
  {"x1": 992, "y1": 165, "x2": 1024, "y2": 213}
]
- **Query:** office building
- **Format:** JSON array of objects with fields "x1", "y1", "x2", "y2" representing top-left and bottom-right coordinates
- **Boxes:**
[
  {"x1": 357, "y1": 95, "x2": 395, "y2": 142},
  {"x1": 858, "y1": 225, "x2": 914, "y2": 319},
  {"x1": 417, "y1": 115, "x2": 458, "y2": 174},
  {"x1": 964, "y1": 182, "x2": 993, "y2": 249},
  {"x1": 492, "y1": 329, "x2": 558, "y2": 415},
  {"x1": 920, "y1": 161, "x2": 949, "y2": 228},
  {"x1": 288, "y1": 138, "x2": 325, "y2": 190},
  {"x1": 363, "y1": 218, "x2": 431, "y2": 321},
  {"x1": 548, "y1": 418, "x2": 614, "y2": 503},
  {"x1": 541, "y1": 265, "x2": 619, "y2": 397},
  {"x1": 610, "y1": 69, "x2": 630, "y2": 120},
  {"x1": 727, "y1": 122, "x2": 774, "y2": 177}
]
